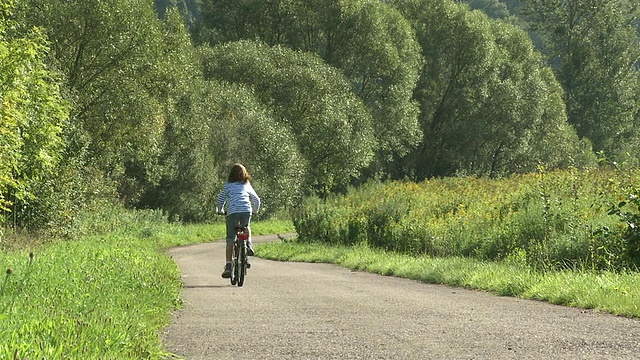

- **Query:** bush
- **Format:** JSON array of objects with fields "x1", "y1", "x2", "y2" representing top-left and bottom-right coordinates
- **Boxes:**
[{"x1": 292, "y1": 168, "x2": 638, "y2": 271}]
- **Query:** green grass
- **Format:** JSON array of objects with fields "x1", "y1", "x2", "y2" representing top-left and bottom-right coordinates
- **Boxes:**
[
  {"x1": 0, "y1": 217, "x2": 294, "y2": 359},
  {"x1": 256, "y1": 238, "x2": 640, "y2": 318},
  {"x1": 0, "y1": 235, "x2": 180, "y2": 359}
]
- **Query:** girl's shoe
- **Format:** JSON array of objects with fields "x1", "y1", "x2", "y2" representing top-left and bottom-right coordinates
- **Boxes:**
[{"x1": 221, "y1": 263, "x2": 232, "y2": 278}]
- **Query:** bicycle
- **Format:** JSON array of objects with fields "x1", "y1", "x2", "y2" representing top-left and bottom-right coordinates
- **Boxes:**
[{"x1": 230, "y1": 221, "x2": 250, "y2": 287}]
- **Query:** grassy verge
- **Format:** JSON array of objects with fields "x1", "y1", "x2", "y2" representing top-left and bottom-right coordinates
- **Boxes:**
[
  {"x1": 256, "y1": 238, "x2": 640, "y2": 318},
  {"x1": 0, "y1": 217, "x2": 294, "y2": 359}
]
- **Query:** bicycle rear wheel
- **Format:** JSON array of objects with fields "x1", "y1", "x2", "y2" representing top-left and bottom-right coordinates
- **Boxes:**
[
  {"x1": 237, "y1": 246, "x2": 246, "y2": 287},
  {"x1": 230, "y1": 247, "x2": 238, "y2": 285}
]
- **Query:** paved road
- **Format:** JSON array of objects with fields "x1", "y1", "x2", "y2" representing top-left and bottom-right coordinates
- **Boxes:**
[{"x1": 161, "y1": 234, "x2": 640, "y2": 359}]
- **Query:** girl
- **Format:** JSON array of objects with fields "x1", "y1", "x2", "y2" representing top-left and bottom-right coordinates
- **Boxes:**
[{"x1": 216, "y1": 163, "x2": 261, "y2": 278}]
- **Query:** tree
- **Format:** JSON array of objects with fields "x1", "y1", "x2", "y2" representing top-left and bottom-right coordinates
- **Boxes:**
[
  {"x1": 206, "y1": 81, "x2": 306, "y2": 215},
  {"x1": 131, "y1": 8, "x2": 220, "y2": 221},
  {"x1": 0, "y1": 0, "x2": 68, "y2": 223},
  {"x1": 139, "y1": 77, "x2": 305, "y2": 220},
  {"x1": 199, "y1": 0, "x2": 423, "y2": 178},
  {"x1": 18, "y1": 1, "x2": 309, "y2": 223},
  {"x1": 523, "y1": 0, "x2": 640, "y2": 160},
  {"x1": 331, "y1": 1, "x2": 423, "y2": 175},
  {"x1": 463, "y1": 0, "x2": 510, "y2": 19},
  {"x1": 392, "y1": 0, "x2": 594, "y2": 178},
  {"x1": 154, "y1": 0, "x2": 200, "y2": 29},
  {"x1": 202, "y1": 40, "x2": 376, "y2": 195},
  {"x1": 136, "y1": 10, "x2": 304, "y2": 220},
  {"x1": 23, "y1": 0, "x2": 168, "y2": 204}
]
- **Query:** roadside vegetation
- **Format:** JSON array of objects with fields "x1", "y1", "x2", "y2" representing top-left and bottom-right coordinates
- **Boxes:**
[
  {"x1": 0, "y1": 213, "x2": 293, "y2": 359},
  {"x1": 3, "y1": 0, "x2": 640, "y2": 357},
  {"x1": 257, "y1": 166, "x2": 640, "y2": 318},
  {"x1": 5, "y1": 0, "x2": 639, "y2": 237}
]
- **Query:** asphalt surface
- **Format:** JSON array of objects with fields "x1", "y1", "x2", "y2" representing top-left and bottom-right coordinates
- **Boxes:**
[{"x1": 161, "y1": 234, "x2": 640, "y2": 359}]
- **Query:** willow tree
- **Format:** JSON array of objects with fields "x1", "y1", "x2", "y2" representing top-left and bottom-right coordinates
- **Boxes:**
[
  {"x1": 524, "y1": 0, "x2": 640, "y2": 160},
  {"x1": 199, "y1": 0, "x2": 423, "y2": 178},
  {"x1": 392, "y1": 0, "x2": 595, "y2": 178},
  {"x1": 202, "y1": 40, "x2": 376, "y2": 195}
]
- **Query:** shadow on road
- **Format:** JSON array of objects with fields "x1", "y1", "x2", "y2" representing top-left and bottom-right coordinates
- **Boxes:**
[{"x1": 182, "y1": 284, "x2": 230, "y2": 289}]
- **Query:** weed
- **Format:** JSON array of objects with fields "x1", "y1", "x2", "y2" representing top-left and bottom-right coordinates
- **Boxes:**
[
  {"x1": 291, "y1": 168, "x2": 637, "y2": 271},
  {"x1": 607, "y1": 189, "x2": 640, "y2": 267},
  {"x1": 1, "y1": 252, "x2": 34, "y2": 316}
]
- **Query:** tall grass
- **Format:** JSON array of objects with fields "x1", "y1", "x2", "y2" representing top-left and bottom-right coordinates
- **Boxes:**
[
  {"x1": 0, "y1": 234, "x2": 181, "y2": 359},
  {"x1": 293, "y1": 167, "x2": 639, "y2": 271}
]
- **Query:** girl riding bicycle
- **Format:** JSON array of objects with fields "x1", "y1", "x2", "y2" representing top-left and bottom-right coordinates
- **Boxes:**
[{"x1": 216, "y1": 163, "x2": 261, "y2": 278}]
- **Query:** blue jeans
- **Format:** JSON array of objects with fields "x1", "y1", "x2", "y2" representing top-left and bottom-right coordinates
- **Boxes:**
[{"x1": 225, "y1": 212, "x2": 251, "y2": 246}]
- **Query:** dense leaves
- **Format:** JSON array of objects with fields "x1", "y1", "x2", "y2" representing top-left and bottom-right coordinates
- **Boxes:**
[
  {"x1": 199, "y1": 0, "x2": 423, "y2": 174},
  {"x1": 394, "y1": 0, "x2": 595, "y2": 178},
  {"x1": 23, "y1": 0, "x2": 168, "y2": 203},
  {"x1": 202, "y1": 40, "x2": 376, "y2": 194},
  {"x1": 2, "y1": 0, "x2": 639, "y2": 233},
  {"x1": 0, "y1": 0, "x2": 68, "y2": 219},
  {"x1": 133, "y1": 9, "x2": 220, "y2": 221},
  {"x1": 293, "y1": 168, "x2": 640, "y2": 270},
  {"x1": 523, "y1": 0, "x2": 640, "y2": 160},
  {"x1": 205, "y1": 81, "x2": 305, "y2": 214}
]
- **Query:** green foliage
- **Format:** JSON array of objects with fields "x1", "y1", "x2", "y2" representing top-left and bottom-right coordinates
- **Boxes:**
[
  {"x1": 5, "y1": 0, "x2": 639, "y2": 237},
  {"x1": 117, "y1": 10, "x2": 302, "y2": 221},
  {"x1": 155, "y1": 0, "x2": 200, "y2": 29},
  {"x1": 293, "y1": 168, "x2": 640, "y2": 271},
  {"x1": 199, "y1": 0, "x2": 423, "y2": 174},
  {"x1": 325, "y1": 0, "x2": 423, "y2": 167},
  {"x1": 607, "y1": 188, "x2": 640, "y2": 268},
  {"x1": 23, "y1": 0, "x2": 168, "y2": 204},
  {"x1": 464, "y1": 0, "x2": 511, "y2": 19},
  {"x1": 15, "y1": 160, "x2": 118, "y2": 239},
  {"x1": 524, "y1": 0, "x2": 640, "y2": 160},
  {"x1": 0, "y1": 0, "x2": 69, "y2": 228},
  {"x1": 393, "y1": 0, "x2": 595, "y2": 178},
  {"x1": 132, "y1": 9, "x2": 221, "y2": 221},
  {"x1": 205, "y1": 80, "x2": 305, "y2": 216},
  {"x1": 202, "y1": 40, "x2": 376, "y2": 194}
]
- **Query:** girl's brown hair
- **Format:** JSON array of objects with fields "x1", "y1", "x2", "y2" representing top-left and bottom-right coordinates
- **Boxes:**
[{"x1": 228, "y1": 163, "x2": 251, "y2": 183}]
